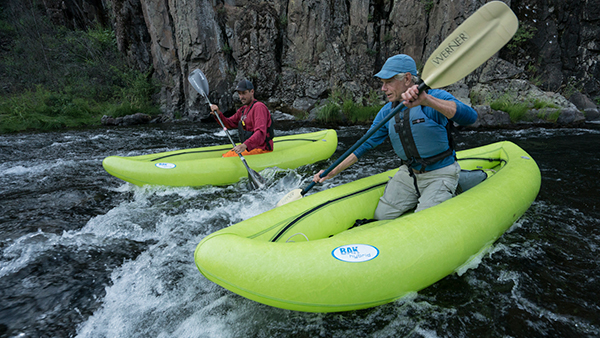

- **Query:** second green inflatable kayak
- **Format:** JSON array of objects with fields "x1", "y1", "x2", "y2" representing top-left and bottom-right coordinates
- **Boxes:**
[{"x1": 102, "y1": 129, "x2": 338, "y2": 187}]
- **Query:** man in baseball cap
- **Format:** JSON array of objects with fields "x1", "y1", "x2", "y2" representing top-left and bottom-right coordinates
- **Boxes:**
[
  {"x1": 313, "y1": 54, "x2": 478, "y2": 222},
  {"x1": 210, "y1": 79, "x2": 274, "y2": 157},
  {"x1": 235, "y1": 79, "x2": 254, "y2": 91},
  {"x1": 374, "y1": 54, "x2": 418, "y2": 79}
]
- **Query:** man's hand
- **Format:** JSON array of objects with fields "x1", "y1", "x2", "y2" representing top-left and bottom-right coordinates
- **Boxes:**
[
  {"x1": 313, "y1": 170, "x2": 331, "y2": 183},
  {"x1": 233, "y1": 143, "x2": 247, "y2": 154},
  {"x1": 210, "y1": 104, "x2": 219, "y2": 115},
  {"x1": 312, "y1": 153, "x2": 358, "y2": 183},
  {"x1": 401, "y1": 85, "x2": 428, "y2": 108},
  {"x1": 402, "y1": 85, "x2": 457, "y2": 118}
]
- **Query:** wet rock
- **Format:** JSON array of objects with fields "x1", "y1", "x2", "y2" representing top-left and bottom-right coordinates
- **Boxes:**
[
  {"x1": 101, "y1": 115, "x2": 120, "y2": 126},
  {"x1": 555, "y1": 108, "x2": 586, "y2": 125},
  {"x1": 470, "y1": 106, "x2": 512, "y2": 128},
  {"x1": 584, "y1": 108, "x2": 600, "y2": 122},
  {"x1": 121, "y1": 113, "x2": 151, "y2": 126},
  {"x1": 569, "y1": 92, "x2": 598, "y2": 110},
  {"x1": 101, "y1": 113, "x2": 151, "y2": 126}
]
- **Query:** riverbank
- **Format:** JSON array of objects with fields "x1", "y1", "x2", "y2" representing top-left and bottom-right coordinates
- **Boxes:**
[
  {"x1": 95, "y1": 102, "x2": 599, "y2": 130},
  {"x1": 96, "y1": 82, "x2": 600, "y2": 130},
  {"x1": 2, "y1": 97, "x2": 598, "y2": 135}
]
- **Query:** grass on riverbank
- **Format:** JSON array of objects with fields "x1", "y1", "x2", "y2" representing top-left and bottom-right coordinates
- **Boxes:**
[
  {"x1": 316, "y1": 88, "x2": 383, "y2": 123},
  {"x1": 490, "y1": 94, "x2": 559, "y2": 122},
  {"x1": 0, "y1": 78, "x2": 160, "y2": 133},
  {"x1": 0, "y1": 2, "x2": 160, "y2": 134}
]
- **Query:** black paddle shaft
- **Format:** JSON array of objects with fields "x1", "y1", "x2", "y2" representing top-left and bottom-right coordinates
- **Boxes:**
[{"x1": 302, "y1": 82, "x2": 430, "y2": 195}]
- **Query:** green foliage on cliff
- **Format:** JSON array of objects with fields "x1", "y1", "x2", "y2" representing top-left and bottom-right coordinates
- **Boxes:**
[
  {"x1": 0, "y1": 2, "x2": 160, "y2": 134},
  {"x1": 506, "y1": 24, "x2": 537, "y2": 53}
]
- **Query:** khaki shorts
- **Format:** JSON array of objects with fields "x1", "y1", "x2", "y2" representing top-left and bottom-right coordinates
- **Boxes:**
[{"x1": 374, "y1": 162, "x2": 460, "y2": 220}]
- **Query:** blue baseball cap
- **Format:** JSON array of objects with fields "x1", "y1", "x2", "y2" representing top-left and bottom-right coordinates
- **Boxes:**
[
  {"x1": 374, "y1": 54, "x2": 418, "y2": 79},
  {"x1": 235, "y1": 79, "x2": 254, "y2": 91}
]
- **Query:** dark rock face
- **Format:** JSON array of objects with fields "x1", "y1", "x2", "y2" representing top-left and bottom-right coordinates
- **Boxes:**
[
  {"x1": 506, "y1": 0, "x2": 600, "y2": 96},
  {"x1": 42, "y1": 0, "x2": 109, "y2": 29},
  {"x1": 41, "y1": 0, "x2": 600, "y2": 120}
]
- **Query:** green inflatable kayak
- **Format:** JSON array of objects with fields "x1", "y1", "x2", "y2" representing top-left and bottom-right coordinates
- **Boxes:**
[
  {"x1": 102, "y1": 129, "x2": 337, "y2": 187},
  {"x1": 194, "y1": 141, "x2": 541, "y2": 312}
]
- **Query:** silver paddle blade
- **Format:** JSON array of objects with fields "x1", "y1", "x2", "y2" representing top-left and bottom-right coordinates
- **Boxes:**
[
  {"x1": 188, "y1": 69, "x2": 210, "y2": 96},
  {"x1": 247, "y1": 169, "x2": 266, "y2": 190}
]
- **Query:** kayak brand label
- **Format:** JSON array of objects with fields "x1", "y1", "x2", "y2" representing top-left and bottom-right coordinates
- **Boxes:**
[
  {"x1": 332, "y1": 244, "x2": 379, "y2": 263},
  {"x1": 155, "y1": 162, "x2": 176, "y2": 169}
]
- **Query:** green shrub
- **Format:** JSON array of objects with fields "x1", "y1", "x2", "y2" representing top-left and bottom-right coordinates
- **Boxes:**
[
  {"x1": 490, "y1": 94, "x2": 560, "y2": 123},
  {"x1": 547, "y1": 110, "x2": 561, "y2": 122},
  {"x1": 490, "y1": 95, "x2": 529, "y2": 122},
  {"x1": 507, "y1": 24, "x2": 537, "y2": 53},
  {"x1": 316, "y1": 101, "x2": 342, "y2": 122},
  {"x1": 342, "y1": 99, "x2": 381, "y2": 123},
  {"x1": 316, "y1": 88, "x2": 382, "y2": 123},
  {"x1": 0, "y1": 2, "x2": 161, "y2": 133},
  {"x1": 532, "y1": 99, "x2": 558, "y2": 110}
]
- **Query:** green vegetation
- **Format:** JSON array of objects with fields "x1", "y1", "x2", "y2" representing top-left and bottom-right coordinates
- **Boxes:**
[
  {"x1": 280, "y1": 14, "x2": 288, "y2": 26},
  {"x1": 490, "y1": 94, "x2": 559, "y2": 123},
  {"x1": 539, "y1": 109, "x2": 561, "y2": 123},
  {"x1": 490, "y1": 97, "x2": 529, "y2": 122},
  {"x1": 316, "y1": 88, "x2": 383, "y2": 123},
  {"x1": 383, "y1": 33, "x2": 393, "y2": 44},
  {"x1": 0, "y1": 2, "x2": 160, "y2": 134},
  {"x1": 507, "y1": 24, "x2": 537, "y2": 53},
  {"x1": 222, "y1": 42, "x2": 232, "y2": 54},
  {"x1": 421, "y1": 0, "x2": 435, "y2": 13}
]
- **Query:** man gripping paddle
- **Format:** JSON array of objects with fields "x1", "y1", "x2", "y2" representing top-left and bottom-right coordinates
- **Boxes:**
[
  {"x1": 313, "y1": 54, "x2": 478, "y2": 220},
  {"x1": 210, "y1": 79, "x2": 274, "y2": 157}
]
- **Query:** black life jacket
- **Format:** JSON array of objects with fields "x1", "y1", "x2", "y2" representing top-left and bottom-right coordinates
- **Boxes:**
[
  {"x1": 391, "y1": 101, "x2": 457, "y2": 198},
  {"x1": 392, "y1": 101, "x2": 456, "y2": 173}
]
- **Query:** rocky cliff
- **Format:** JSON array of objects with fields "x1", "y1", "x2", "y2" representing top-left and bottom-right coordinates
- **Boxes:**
[{"x1": 43, "y1": 0, "x2": 600, "y2": 120}]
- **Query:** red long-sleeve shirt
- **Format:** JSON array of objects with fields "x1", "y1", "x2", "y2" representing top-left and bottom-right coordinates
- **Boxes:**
[{"x1": 217, "y1": 100, "x2": 273, "y2": 151}]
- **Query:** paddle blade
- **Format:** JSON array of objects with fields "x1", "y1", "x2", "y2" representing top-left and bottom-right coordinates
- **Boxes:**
[
  {"x1": 421, "y1": 1, "x2": 518, "y2": 89},
  {"x1": 276, "y1": 189, "x2": 303, "y2": 207},
  {"x1": 188, "y1": 69, "x2": 210, "y2": 97},
  {"x1": 247, "y1": 168, "x2": 266, "y2": 190}
]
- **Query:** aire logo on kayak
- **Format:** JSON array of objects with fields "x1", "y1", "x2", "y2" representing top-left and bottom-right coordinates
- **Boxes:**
[
  {"x1": 332, "y1": 244, "x2": 379, "y2": 263},
  {"x1": 155, "y1": 163, "x2": 176, "y2": 169}
]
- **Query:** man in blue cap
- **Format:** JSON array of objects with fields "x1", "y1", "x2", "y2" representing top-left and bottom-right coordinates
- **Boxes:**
[
  {"x1": 313, "y1": 54, "x2": 478, "y2": 220},
  {"x1": 210, "y1": 79, "x2": 274, "y2": 157}
]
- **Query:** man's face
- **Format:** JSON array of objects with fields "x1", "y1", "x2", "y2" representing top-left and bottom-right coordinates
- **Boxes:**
[
  {"x1": 380, "y1": 74, "x2": 410, "y2": 103},
  {"x1": 237, "y1": 89, "x2": 254, "y2": 105}
]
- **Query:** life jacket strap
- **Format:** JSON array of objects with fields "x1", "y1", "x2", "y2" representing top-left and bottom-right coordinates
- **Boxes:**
[{"x1": 394, "y1": 105, "x2": 455, "y2": 173}]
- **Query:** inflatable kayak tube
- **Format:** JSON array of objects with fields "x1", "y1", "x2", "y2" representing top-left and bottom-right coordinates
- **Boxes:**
[
  {"x1": 194, "y1": 141, "x2": 541, "y2": 312},
  {"x1": 102, "y1": 129, "x2": 337, "y2": 187}
]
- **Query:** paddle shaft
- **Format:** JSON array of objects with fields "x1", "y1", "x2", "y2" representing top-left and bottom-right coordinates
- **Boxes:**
[
  {"x1": 303, "y1": 82, "x2": 429, "y2": 196},
  {"x1": 187, "y1": 68, "x2": 265, "y2": 189},
  {"x1": 201, "y1": 95, "x2": 257, "y2": 172}
]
